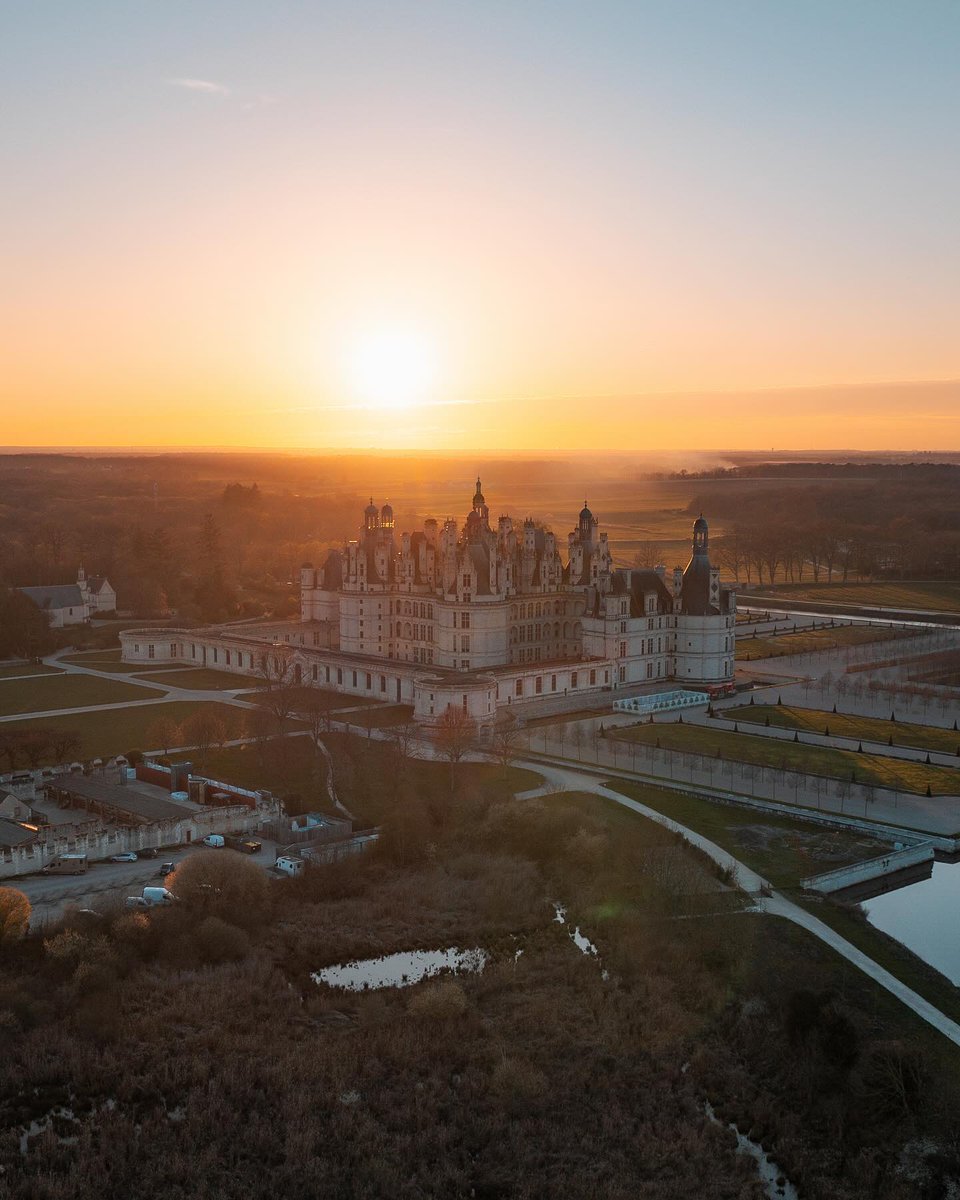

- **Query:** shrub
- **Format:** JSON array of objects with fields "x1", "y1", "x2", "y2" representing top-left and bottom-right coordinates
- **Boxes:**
[
  {"x1": 0, "y1": 887, "x2": 30, "y2": 946},
  {"x1": 195, "y1": 916, "x2": 251, "y2": 964},
  {"x1": 407, "y1": 979, "x2": 468, "y2": 1020},
  {"x1": 168, "y1": 850, "x2": 270, "y2": 928}
]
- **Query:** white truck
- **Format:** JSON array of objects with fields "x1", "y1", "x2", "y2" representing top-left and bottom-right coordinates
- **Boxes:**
[{"x1": 125, "y1": 887, "x2": 176, "y2": 909}]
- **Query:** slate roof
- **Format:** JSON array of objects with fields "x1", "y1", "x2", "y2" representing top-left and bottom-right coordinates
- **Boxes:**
[
  {"x1": 0, "y1": 817, "x2": 38, "y2": 848},
  {"x1": 19, "y1": 584, "x2": 86, "y2": 610},
  {"x1": 47, "y1": 776, "x2": 194, "y2": 824}
]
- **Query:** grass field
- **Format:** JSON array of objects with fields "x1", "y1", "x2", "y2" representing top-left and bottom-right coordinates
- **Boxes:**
[
  {"x1": 0, "y1": 673, "x2": 163, "y2": 717},
  {"x1": 343, "y1": 704, "x2": 417, "y2": 730},
  {"x1": 201, "y1": 735, "x2": 326, "y2": 804},
  {"x1": 246, "y1": 685, "x2": 381, "y2": 711},
  {"x1": 749, "y1": 581, "x2": 960, "y2": 614},
  {"x1": 0, "y1": 700, "x2": 244, "y2": 761},
  {"x1": 611, "y1": 721, "x2": 960, "y2": 795},
  {"x1": 726, "y1": 703, "x2": 960, "y2": 754},
  {"x1": 0, "y1": 663, "x2": 63, "y2": 679},
  {"x1": 134, "y1": 668, "x2": 253, "y2": 690},
  {"x1": 58, "y1": 650, "x2": 153, "y2": 674},
  {"x1": 736, "y1": 624, "x2": 899, "y2": 661},
  {"x1": 605, "y1": 780, "x2": 889, "y2": 887}
]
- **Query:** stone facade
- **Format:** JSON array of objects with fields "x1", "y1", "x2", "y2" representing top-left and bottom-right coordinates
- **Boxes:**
[{"x1": 121, "y1": 482, "x2": 735, "y2": 724}]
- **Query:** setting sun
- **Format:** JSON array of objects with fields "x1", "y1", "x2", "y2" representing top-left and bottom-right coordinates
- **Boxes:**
[{"x1": 341, "y1": 327, "x2": 438, "y2": 411}]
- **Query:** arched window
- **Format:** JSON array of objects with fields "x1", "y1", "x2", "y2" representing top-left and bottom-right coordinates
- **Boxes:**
[
  {"x1": 554, "y1": 622, "x2": 560, "y2": 639},
  {"x1": 555, "y1": 600, "x2": 562, "y2": 615},
  {"x1": 564, "y1": 621, "x2": 571, "y2": 638},
  {"x1": 535, "y1": 602, "x2": 541, "y2": 618},
  {"x1": 404, "y1": 622, "x2": 412, "y2": 638},
  {"x1": 396, "y1": 621, "x2": 402, "y2": 637}
]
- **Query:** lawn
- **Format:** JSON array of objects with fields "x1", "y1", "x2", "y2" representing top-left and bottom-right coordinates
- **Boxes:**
[
  {"x1": 611, "y1": 721, "x2": 960, "y2": 796},
  {"x1": 246, "y1": 685, "x2": 381, "y2": 711},
  {"x1": 134, "y1": 668, "x2": 253, "y2": 690},
  {"x1": 736, "y1": 624, "x2": 899, "y2": 661},
  {"x1": 604, "y1": 780, "x2": 891, "y2": 888},
  {"x1": 342, "y1": 704, "x2": 417, "y2": 730},
  {"x1": 726, "y1": 703, "x2": 960, "y2": 755},
  {"x1": 0, "y1": 674, "x2": 163, "y2": 717},
  {"x1": 749, "y1": 581, "x2": 960, "y2": 614},
  {"x1": 0, "y1": 700, "x2": 244, "y2": 762},
  {"x1": 201, "y1": 735, "x2": 328, "y2": 806},
  {"x1": 0, "y1": 663, "x2": 63, "y2": 679},
  {"x1": 322, "y1": 729, "x2": 542, "y2": 826},
  {"x1": 58, "y1": 650, "x2": 153, "y2": 674}
]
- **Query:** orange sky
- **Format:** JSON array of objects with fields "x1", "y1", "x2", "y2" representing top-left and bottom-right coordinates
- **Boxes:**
[{"x1": 3, "y1": 2, "x2": 959, "y2": 450}]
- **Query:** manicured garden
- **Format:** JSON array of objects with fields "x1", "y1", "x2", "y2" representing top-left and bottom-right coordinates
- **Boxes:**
[
  {"x1": 611, "y1": 720, "x2": 960, "y2": 795},
  {"x1": 736, "y1": 624, "x2": 900, "y2": 661},
  {"x1": 726, "y1": 703, "x2": 960, "y2": 754},
  {"x1": 748, "y1": 581, "x2": 960, "y2": 614}
]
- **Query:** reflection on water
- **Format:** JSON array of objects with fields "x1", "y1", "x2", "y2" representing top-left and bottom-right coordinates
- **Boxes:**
[
  {"x1": 861, "y1": 858, "x2": 960, "y2": 985},
  {"x1": 313, "y1": 948, "x2": 486, "y2": 992}
]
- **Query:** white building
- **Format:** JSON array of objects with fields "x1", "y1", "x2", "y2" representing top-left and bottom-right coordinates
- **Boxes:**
[
  {"x1": 18, "y1": 566, "x2": 116, "y2": 629},
  {"x1": 120, "y1": 482, "x2": 735, "y2": 724}
]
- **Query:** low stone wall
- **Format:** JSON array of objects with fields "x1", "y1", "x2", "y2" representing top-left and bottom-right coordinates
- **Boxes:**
[{"x1": 801, "y1": 843, "x2": 935, "y2": 894}]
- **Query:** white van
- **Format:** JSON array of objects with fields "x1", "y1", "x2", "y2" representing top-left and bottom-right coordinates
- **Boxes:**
[
  {"x1": 275, "y1": 856, "x2": 304, "y2": 877},
  {"x1": 141, "y1": 887, "x2": 176, "y2": 906},
  {"x1": 202, "y1": 834, "x2": 225, "y2": 848}
]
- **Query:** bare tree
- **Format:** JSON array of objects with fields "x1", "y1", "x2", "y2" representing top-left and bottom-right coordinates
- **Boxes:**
[
  {"x1": 255, "y1": 643, "x2": 299, "y2": 735},
  {"x1": 490, "y1": 714, "x2": 524, "y2": 771},
  {"x1": 49, "y1": 728, "x2": 82, "y2": 766},
  {"x1": 632, "y1": 541, "x2": 662, "y2": 570},
  {"x1": 146, "y1": 715, "x2": 182, "y2": 756},
  {"x1": 435, "y1": 705, "x2": 475, "y2": 796},
  {"x1": 180, "y1": 709, "x2": 222, "y2": 768}
]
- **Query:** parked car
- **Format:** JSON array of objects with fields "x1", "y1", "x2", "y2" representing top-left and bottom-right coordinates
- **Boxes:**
[
  {"x1": 141, "y1": 887, "x2": 176, "y2": 906},
  {"x1": 202, "y1": 834, "x2": 225, "y2": 848},
  {"x1": 110, "y1": 852, "x2": 139, "y2": 863},
  {"x1": 137, "y1": 847, "x2": 158, "y2": 859},
  {"x1": 159, "y1": 862, "x2": 175, "y2": 877}
]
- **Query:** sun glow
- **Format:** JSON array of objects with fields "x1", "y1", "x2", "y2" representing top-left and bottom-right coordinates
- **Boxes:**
[{"x1": 342, "y1": 327, "x2": 438, "y2": 410}]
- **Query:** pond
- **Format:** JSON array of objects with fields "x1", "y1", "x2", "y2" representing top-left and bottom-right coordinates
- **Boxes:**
[
  {"x1": 860, "y1": 857, "x2": 960, "y2": 985},
  {"x1": 313, "y1": 947, "x2": 487, "y2": 992}
]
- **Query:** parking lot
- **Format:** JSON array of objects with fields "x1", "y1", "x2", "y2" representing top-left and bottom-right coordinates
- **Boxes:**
[{"x1": 14, "y1": 838, "x2": 284, "y2": 928}]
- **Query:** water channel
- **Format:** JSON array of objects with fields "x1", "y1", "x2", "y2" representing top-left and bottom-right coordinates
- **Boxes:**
[{"x1": 855, "y1": 856, "x2": 960, "y2": 986}]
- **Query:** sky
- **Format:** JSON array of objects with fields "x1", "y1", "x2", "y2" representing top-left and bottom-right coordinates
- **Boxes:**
[{"x1": 2, "y1": 0, "x2": 960, "y2": 452}]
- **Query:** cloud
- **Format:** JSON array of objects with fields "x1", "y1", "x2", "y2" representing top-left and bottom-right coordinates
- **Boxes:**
[{"x1": 167, "y1": 77, "x2": 230, "y2": 96}]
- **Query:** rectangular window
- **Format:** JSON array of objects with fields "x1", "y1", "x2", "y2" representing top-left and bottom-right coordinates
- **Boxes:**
[
  {"x1": 463, "y1": 574, "x2": 470, "y2": 588},
  {"x1": 619, "y1": 666, "x2": 626, "y2": 682},
  {"x1": 366, "y1": 673, "x2": 372, "y2": 689},
  {"x1": 337, "y1": 668, "x2": 343, "y2": 685},
  {"x1": 171, "y1": 643, "x2": 177, "y2": 658},
  {"x1": 462, "y1": 693, "x2": 468, "y2": 709},
  {"x1": 225, "y1": 649, "x2": 230, "y2": 665},
  {"x1": 453, "y1": 611, "x2": 458, "y2": 628},
  {"x1": 325, "y1": 666, "x2": 331, "y2": 683},
  {"x1": 134, "y1": 643, "x2": 140, "y2": 654},
  {"x1": 619, "y1": 642, "x2": 627, "y2": 658},
  {"x1": 352, "y1": 671, "x2": 358, "y2": 687},
  {"x1": 148, "y1": 644, "x2": 155, "y2": 659},
  {"x1": 461, "y1": 612, "x2": 470, "y2": 628},
  {"x1": 589, "y1": 669, "x2": 596, "y2": 685},
  {"x1": 212, "y1": 648, "x2": 218, "y2": 663},
  {"x1": 461, "y1": 635, "x2": 470, "y2": 652},
  {"x1": 515, "y1": 678, "x2": 523, "y2": 697},
  {"x1": 571, "y1": 671, "x2": 578, "y2": 688},
  {"x1": 646, "y1": 662, "x2": 654, "y2": 678},
  {"x1": 551, "y1": 674, "x2": 557, "y2": 692},
  {"x1": 312, "y1": 664, "x2": 318, "y2": 681},
  {"x1": 191, "y1": 644, "x2": 196, "y2": 658},
  {"x1": 380, "y1": 675, "x2": 386, "y2": 692},
  {"x1": 535, "y1": 676, "x2": 542, "y2": 694}
]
